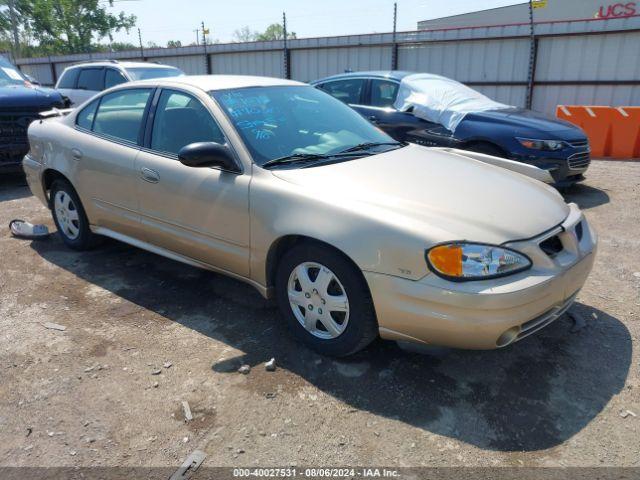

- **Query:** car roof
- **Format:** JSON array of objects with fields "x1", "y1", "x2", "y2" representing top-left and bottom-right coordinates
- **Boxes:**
[
  {"x1": 128, "y1": 74, "x2": 306, "y2": 92},
  {"x1": 66, "y1": 61, "x2": 181, "y2": 70},
  {"x1": 311, "y1": 70, "x2": 416, "y2": 85}
]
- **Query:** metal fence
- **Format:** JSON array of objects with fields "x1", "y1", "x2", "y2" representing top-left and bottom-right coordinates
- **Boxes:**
[{"x1": 14, "y1": 15, "x2": 640, "y2": 114}]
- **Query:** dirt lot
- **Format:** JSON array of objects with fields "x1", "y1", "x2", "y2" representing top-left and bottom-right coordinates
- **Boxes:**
[{"x1": 0, "y1": 160, "x2": 639, "y2": 471}]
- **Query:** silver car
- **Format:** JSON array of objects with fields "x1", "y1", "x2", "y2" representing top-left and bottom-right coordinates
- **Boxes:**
[{"x1": 23, "y1": 75, "x2": 597, "y2": 356}]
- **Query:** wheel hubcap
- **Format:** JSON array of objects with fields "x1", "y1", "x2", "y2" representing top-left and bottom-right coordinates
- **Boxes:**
[
  {"x1": 287, "y1": 262, "x2": 350, "y2": 340},
  {"x1": 54, "y1": 191, "x2": 80, "y2": 240}
]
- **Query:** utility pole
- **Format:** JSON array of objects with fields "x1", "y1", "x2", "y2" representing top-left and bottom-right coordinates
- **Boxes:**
[
  {"x1": 7, "y1": 0, "x2": 20, "y2": 58},
  {"x1": 201, "y1": 21, "x2": 207, "y2": 46},
  {"x1": 391, "y1": 2, "x2": 398, "y2": 70},
  {"x1": 282, "y1": 11, "x2": 290, "y2": 79},
  {"x1": 525, "y1": 0, "x2": 537, "y2": 109},
  {"x1": 137, "y1": 28, "x2": 144, "y2": 60}
]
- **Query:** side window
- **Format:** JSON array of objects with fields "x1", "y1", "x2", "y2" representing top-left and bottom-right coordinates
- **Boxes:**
[
  {"x1": 320, "y1": 79, "x2": 365, "y2": 105},
  {"x1": 370, "y1": 79, "x2": 400, "y2": 108},
  {"x1": 151, "y1": 90, "x2": 225, "y2": 156},
  {"x1": 76, "y1": 98, "x2": 99, "y2": 130},
  {"x1": 104, "y1": 68, "x2": 128, "y2": 89},
  {"x1": 57, "y1": 68, "x2": 79, "y2": 89},
  {"x1": 92, "y1": 89, "x2": 152, "y2": 143},
  {"x1": 77, "y1": 68, "x2": 104, "y2": 91}
]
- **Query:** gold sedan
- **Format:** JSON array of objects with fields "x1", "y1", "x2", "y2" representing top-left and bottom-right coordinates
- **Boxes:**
[{"x1": 23, "y1": 75, "x2": 596, "y2": 356}]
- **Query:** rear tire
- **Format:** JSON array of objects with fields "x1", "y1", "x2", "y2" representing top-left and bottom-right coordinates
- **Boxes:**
[
  {"x1": 50, "y1": 179, "x2": 96, "y2": 250},
  {"x1": 275, "y1": 242, "x2": 378, "y2": 357}
]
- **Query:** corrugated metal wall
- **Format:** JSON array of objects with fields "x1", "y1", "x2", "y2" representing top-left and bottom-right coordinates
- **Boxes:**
[
  {"x1": 291, "y1": 46, "x2": 392, "y2": 82},
  {"x1": 14, "y1": 17, "x2": 640, "y2": 113},
  {"x1": 211, "y1": 50, "x2": 284, "y2": 77}
]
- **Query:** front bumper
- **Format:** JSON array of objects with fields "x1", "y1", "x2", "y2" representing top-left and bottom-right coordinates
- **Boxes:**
[{"x1": 365, "y1": 204, "x2": 597, "y2": 350}]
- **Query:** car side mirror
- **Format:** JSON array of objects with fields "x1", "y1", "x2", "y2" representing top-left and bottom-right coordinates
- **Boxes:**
[{"x1": 178, "y1": 142, "x2": 240, "y2": 172}]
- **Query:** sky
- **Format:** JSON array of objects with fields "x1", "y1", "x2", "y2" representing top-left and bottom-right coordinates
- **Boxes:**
[{"x1": 105, "y1": 0, "x2": 525, "y2": 47}]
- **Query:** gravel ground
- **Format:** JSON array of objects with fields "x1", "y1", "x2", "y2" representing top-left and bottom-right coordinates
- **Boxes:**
[{"x1": 0, "y1": 161, "x2": 638, "y2": 470}]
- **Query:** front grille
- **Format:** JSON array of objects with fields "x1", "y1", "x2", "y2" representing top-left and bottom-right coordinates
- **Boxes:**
[
  {"x1": 568, "y1": 151, "x2": 591, "y2": 170},
  {"x1": 540, "y1": 235, "x2": 563, "y2": 258},
  {"x1": 516, "y1": 291, "x2": 579, "y2": 342},
  {"x1": 568, "y1": 139, "x2": 589, "y2": 148},
  {"x1": 0, "y1": 109, "x2": 41, "y2": 147}
]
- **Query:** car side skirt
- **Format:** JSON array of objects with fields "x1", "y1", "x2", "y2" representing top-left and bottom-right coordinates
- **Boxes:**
[{"x1": 90, "y1": 226, "x2": 270, "y2": 299}]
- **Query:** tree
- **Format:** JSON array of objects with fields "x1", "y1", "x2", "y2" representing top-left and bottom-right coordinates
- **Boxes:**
[
  {"x1": 232, "y1": 26, "x2": 257, "y2": 43},
  {"x1": 12, "y1": 0, "x2": 136, "y2": 54},
  {"x1": 255, "y1": 23, "x2": 296, "y2": 41},
  {"x1": 167, "y1": 39, "x2": 182, "y2": 48}
]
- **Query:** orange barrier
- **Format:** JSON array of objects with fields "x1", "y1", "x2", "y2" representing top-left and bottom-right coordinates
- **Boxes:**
[{"x1": 556, "y1": 105, "x2": 640, "y2": 159}]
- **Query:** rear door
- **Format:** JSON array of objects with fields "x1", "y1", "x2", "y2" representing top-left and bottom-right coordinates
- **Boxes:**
[
  {"x1": 134, "y1": 88, "x2": 251, "y2": 277},
  {"x1": 72, "y1": 87, "x2": 154, "y2": 238}
]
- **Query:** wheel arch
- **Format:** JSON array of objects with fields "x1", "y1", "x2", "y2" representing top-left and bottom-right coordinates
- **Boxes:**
[
  {"x1": 265, "y1": 234, "x2": 369, "y2": 294},
  {"x1": 462, "y1": 139, "x2": 510, "y2": 158},
  {"x1": 42, "y1": 169, "x2": 74, "y2": 208}
]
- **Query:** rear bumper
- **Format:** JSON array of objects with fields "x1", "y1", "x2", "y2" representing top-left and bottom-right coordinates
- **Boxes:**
[
  {"x1": 22, "y1": 154, "x2": 47, "y2": 206},
  {"x1": 365, "y1": 204, "x2": 597, "y2": 350}
]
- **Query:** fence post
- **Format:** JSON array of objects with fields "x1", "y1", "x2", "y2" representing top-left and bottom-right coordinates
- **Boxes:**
[
  {"x1": 283, "y1": 12, "x2": 291, "y2": 79},
  {"x1": 525, "y1": 0, "x2": 537, "y2": 109},
  {"x1": 49, "y1": 56, "x2": 57, "y2": 85},
  {"x1": 391, "y1": 2, "x2": 398, "y2": 70}
]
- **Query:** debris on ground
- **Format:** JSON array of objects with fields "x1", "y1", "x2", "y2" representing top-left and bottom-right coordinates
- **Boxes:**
[
  {"x1": 619, "y1": 409, "x2": 637, "y2": 419},
  {"x1": 567, "y1": 309, "x2": 587, "y2": 333},
  {"x1": 163, "y1": 361, "x2": 173, "y2": 369},
  {"x1": 9, "y1": 219, "x2": 50, "y2": 239},
  {"x1": 265, "y1": 358, "x2": 276, "y2": 372},
  {"x1": 26, "y1": 427, "x2": 32, "y2": 437},
  {"x1": 169, "y1": 449, "x2": 206, "y2": 480},
  {"x1": 43, "y1": 322, "x2": 66, "y2": 331},
  {"x1": 238, "y1": 364, "x2": 251, "y2": 374},
  {"x1": 152, "y1": 381, "x2": 159, "y2": 388},
  {"x1": 182, "y1": 400, "x2": 193, "y2": 422},
  {"x1": 151, "y1": 368, "x2": 162, "y2": 375}
]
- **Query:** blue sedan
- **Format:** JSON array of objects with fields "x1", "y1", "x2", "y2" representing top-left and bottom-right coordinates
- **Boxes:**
[{"x1": 311, "y1": 71, "x2": 590, "y2": 186}]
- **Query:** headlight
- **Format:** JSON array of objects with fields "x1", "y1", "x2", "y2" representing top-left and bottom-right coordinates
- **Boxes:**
[
  {"x1": 426, "y1": 242, "x2": 532, "y2": 281},
  {"x1": 516, "y1": 138, "x2": 566, "y2": 151}
]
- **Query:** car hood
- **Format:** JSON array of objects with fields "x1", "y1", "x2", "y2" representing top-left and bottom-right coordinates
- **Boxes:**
[
  {"x1": 0, "y1": 84, "x2": 64, "y2": 108},
  {"x1": 465, "y1": 107, "x2": 586, "y2": 139},
  {"x1": 270, "y1": 144, "x2": 569, "y2": 244}
]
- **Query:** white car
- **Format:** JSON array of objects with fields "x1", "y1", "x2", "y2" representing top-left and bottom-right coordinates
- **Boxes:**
[{"x1": 55, "y1": 60, "x2": 184, "y2": 106}]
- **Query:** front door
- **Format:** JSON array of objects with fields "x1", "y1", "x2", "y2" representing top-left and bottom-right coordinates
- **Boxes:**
[{"x1": 135, "y1": 88, "x2": 251, "y2": 277}]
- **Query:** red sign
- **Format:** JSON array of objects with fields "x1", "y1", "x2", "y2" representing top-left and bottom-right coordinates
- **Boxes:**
[{"x1": 596, "y1": 2, "x2": 637, "y2": 18}]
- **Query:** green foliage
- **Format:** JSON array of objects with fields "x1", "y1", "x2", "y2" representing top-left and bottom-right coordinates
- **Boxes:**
[
  {"x1": 233, "y1": 23, "x2": 297, "y2": 43},
  {"x1": 166, "y1": 39, "x2": 182, "y2": 48},
  {"x1": 1, "y1": 0, "x2": 136, "y2": 56}
]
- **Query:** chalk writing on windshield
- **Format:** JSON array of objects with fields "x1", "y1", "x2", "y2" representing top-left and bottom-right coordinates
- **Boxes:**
[{"x1": 219, "y1": 91, "x2": 281, "y2": 140}]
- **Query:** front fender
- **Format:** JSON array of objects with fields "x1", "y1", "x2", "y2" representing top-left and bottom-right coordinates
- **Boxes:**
[{"x1": 248, "y1": 168, "x2": 432, "y2": 287}]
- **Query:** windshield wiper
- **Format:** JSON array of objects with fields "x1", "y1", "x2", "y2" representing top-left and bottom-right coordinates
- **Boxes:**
[
  {"x1": 336, "y1": 141, "x2": 404, "y2": 154},
  {"x1": 262, "y1": 152, "x2": 331, "y2": 169}
]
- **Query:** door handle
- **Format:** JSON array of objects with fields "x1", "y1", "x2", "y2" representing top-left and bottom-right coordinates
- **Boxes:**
[
  {"x1": 71, "y1": 148, "x2": 83, "y2": 160},
  {"x1": 140, "y1": 167, "x2": 160, "y2": 183},
  {"x1": 368, "y1": 115, "x2": 379, "y2": 124}
]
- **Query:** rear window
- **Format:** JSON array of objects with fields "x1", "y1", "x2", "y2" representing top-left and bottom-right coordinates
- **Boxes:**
[
  {"x1": 76, "y1": 98, "x2": 99, "y2": 130},
  {"x1": 57, "y1": 68, "x2": 79, "y2": 89},
  {"x1": 125, "y1": 67, "x2": 183, "y2": 81},
  {"x1": 77, "y1": 68, "x2": 104, "y2": 91}
]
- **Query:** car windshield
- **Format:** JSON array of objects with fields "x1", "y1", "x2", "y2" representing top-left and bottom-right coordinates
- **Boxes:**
[
  {"x1": 211, "y1": 85, "x2": 399, "y2": 166},
  {"x1": 0, "y1": 57, "x2": 26, "y2": 86},
  {"x1": 126, "y1": 67, "x2": 184, "y2": 81}
]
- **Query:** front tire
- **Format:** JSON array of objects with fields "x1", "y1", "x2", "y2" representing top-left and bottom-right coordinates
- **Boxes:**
[
  {"x1": 50, "y1": 179, "x2": 95, "y2": 250},
  {"x1": 275, "y1": 242, "x2": 378, "y2": 357}
]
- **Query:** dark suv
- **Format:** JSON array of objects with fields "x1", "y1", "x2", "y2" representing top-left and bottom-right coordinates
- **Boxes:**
[
  {"x1": 0, "y1": 56, "x2": 67, "y2": 172},
  {"x1": 311, "y1": 71, "x2": 591, "y2": 186}
]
